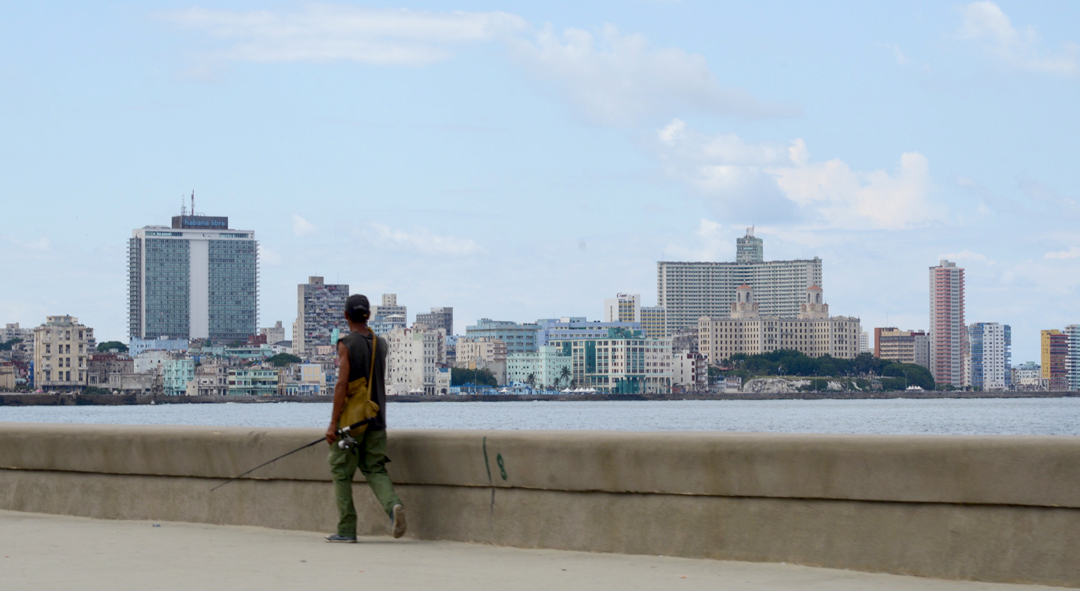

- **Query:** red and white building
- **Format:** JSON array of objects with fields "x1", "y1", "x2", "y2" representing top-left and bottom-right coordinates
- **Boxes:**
[{"x1": 929, "y1": 260, "x2": 966, "y2": 388}]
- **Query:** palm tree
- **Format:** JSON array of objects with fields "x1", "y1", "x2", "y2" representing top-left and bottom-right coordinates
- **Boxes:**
[
  {"x1": 559, "y1": 366, "x2": 572, "y2": 389},
  {"x1": 526, "y1": 373, "x2": 536, "y2": 390}
]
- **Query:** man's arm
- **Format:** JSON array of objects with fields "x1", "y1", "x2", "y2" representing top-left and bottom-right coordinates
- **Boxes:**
[{"x1": 326, "y1": 341, "x2": 350, "y2": 443}]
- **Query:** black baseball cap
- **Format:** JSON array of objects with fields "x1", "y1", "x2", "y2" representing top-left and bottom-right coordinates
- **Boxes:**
[{"x1": 345, "y1": 294, "x2": 370, "y2": 321}]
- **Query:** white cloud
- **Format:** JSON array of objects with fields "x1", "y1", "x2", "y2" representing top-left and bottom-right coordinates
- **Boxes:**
[
  {"x1": 161, "y1": 5, "x2": 526, "y2": 66},
  {"x1": 656, "y1": 119, "x2": 942, "y2": 230},
  {"x1": 162, "y1": 6, "x2": 792, "y2": 126},
  {"x1": 663, "y1": 219, "x2": 729, "y2": 260},
  {"x1": 291, "y1": 214, "x2": 317, "y2": 237},
  {"x1": 959, "y1": 1, "x2": 1079, "y2": 75},
  {"x1": 1045, "y1": 246, "x2": 1080, "y2": 260},
  {"x1": 259, "y1": 245, "x2": 282, "y2": 266},
  {"x1": 368, "y1": 224, "x2": 482, "y2": 256},
  {"x1": 939, "y1": 250, "x2": 994, "y2": 264},
  {"x1": 2, "y1": 236, "x2": 51, "y2": 251},
  {"x1": 508, "y1": 24, "x2": 799, "y2": 126},
  {"x1": 880, "y1": 43, "x2": 908, "y2": 66}
]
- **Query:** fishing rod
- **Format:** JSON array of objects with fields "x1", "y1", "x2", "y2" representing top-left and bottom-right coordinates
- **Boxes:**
[{"x1": 210, "y1": 417, "x2": 375, "y2": 492}]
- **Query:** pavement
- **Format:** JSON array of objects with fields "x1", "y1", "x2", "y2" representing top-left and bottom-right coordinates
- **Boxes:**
[{"x1": 0, "y1": 510, "x2": 1060, "y2": 591}]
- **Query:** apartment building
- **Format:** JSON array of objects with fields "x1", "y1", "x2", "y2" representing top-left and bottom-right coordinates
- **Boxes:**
[
  {"x1": 929, "y1": 260, "x2": 966, "y2": 388},
  {"x1": 295, "y1": 276, "x2": 349, "y2": 355},
  {"x1": 967, "y1": 322, "x2": 1011, "y2": 391},
  {"x1": 465, "y1": 318, "x2": 540, "y2": 354},
  {"x1": 33, "y1": 315, "x2": 95, "y2": 391},
  {"x1": 506, "y1": 345, "x2": 573, "y2": 389},
  {"x1": 1041, "y1": 329, "x2": 1069, "y2": 390},
  {"x1": 875, "y1": 328, "x2": 930, "y2": 369},
  {"x1": 387, "y1": 326, "x2": 448, "y2": 395},
  {"x1": 554, "y1": 328, "x2": 673, "y2": 394}
]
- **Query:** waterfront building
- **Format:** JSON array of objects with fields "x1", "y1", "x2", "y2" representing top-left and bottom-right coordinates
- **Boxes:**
[
  {"x1": 1015, "y1": 361, "x2": 1045, "y2": 390},
  {"x1": 281, "y1": 363, "x2": 326, "y2": 396},
  {"x1": 259, "y1": 321, "x2": 286, "y2": 346},
  {"x1": 87, "y1": 353, "x2": 133, "y2": 388},
  {"x1": 162, "y1": 358, "x2": 195, "y2": 396},
  {"x1": 0, "y1": 365, "x2": 14, "y2": 390},
  {"x1": 536, "y1": 317, "x2": 640, "y2": 346},
  {"x1": 415, "y1": 307, "x2": 454, "y2": 336},
  {"x1": 295, "y1": 277, "x2": 349, "y2": 355},
  {"x1": 386, "y1": 326, "x2": 448, "y2": 395},
  {"x1": 554, "y1": 328, "x2": 673, "y2": 394},
  {"x1": 128, "y1": 210, "x2": 258, "y2": 342},
  {"x1": 929, "y1": 260, "x2": 966, "y2": 388},
  {"x1": 372, "y1": 294, "x2": 407, "y2": 325},
  {"x1": 33, "y1": 315, "x2": 94, "y2": 391},
  {"x1": 1041, "y1": 329, "x2": 1069, "y2": 390},
  {"x1": 604, "y1": 293, "x2": 641, "y2": 323},
  {"x1": 698, "y1": 285, "x2": 861, "y2": 365},
  {"x1": 188, "y1": 362, "x2": 228, "y2": 396},
  {"x1": 671, "y1": 352, "x2": 708, "y2": 391},
  {"x1": 640, "y1": 306, "x2": 668, "y2": 338},
  {"x1": 657, "y1": 228, "x2": 823, "y2": 334},
  {"x1": 859, "y1": 331, "x2": 870, "y2": 355},
  {"x1": 1066, "y1": 325, "x2": 1080, "y2": 392},
  {"x1": 227, "y1": 368, "x2": 281, "y2": 396},
  {"x1": 465, "y1": 318, "x2": 540, "y2": 354},
  {"x1": 129, "y1": 337, "x2": 188, "y2": 357},
  {"x1": 875, "y1": 328, "x2": 930, "y2": 369},
  {"x1": 967, "y1": 323, "x2": 1011, "y2": 391},
  {"x1": 133, "y1": 350, "x2": 172, "y2": 375},
  {"x1": 506, "y1": 345, "x2": 573, "y2": 389},
  {"x1": 455, "y1": 337, "x2": 506, "y2": 367}
]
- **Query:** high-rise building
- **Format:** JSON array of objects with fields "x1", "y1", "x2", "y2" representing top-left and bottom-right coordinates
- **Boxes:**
[
  {"x1": 929, "y1": 260, "x2": 965, "y2": 387},
  {"x1": 128, "y1": 211, "x2": 258, "y2": 342},
  {"x1": 657, "y1": 228, "x2": 822, "y2": 334},
  {"x1": 968, "y1": 323, "x2": 1011, "y2": 391},
  {"x1": 875, "y1": 328, "x2": 930, "y2": 369},
  {"x1": 415, "y1": 307, "x2": 454, "y2": 335},
  {"x1": 295, "y1": 277, "x2": 349, "y2": 355},
  {"x1": 372, "y1": 294, "x2": 406, "y2": 325},
  {"x1": 33, "y1": 315, "x2": 94, "y2": 391},
  {"x1": 604, "y1": 293, "x2": 640, "y2": 323},
  {"x1": 640, "y1": 306, "x2": 667, "y2": 338},
  {"x1": 1067, "y1": 325, "x2": 1080, "y2": 391},
  {"x1": 697, "y1": 285, "x2": 861, "y2": 364},
  {"x1": 386, "y1": 326, "x2": 448, "y2": 395},
  {"x1": 1041, "y1": 329, "x2": 1069, "y2": 390}
]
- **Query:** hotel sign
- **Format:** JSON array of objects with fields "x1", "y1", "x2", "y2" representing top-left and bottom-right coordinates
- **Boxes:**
[{"x1": 172, "y1": 216, "x2": 229, "y2": 229}]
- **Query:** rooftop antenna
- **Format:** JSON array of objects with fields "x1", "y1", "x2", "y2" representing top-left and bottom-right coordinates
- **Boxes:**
[
  {"x1": 181, "y1": 194, "x2": 186, "y2": 216},
  {"x1": 191, "y1": 190, "x2": 195, "y2": 217}
]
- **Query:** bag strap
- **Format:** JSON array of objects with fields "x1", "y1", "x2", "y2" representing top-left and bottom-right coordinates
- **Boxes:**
[{"x1": 368, "y1": 333, "x2": 378, "y2": 396}]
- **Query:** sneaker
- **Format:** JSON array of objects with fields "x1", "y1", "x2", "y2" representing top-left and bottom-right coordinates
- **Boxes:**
[
  {"x1": 391, "y1": 504, "x2": 407, "y2": 539},
  {"x1": 324, "y1": 534, "x2": 357, "y2": 543}
]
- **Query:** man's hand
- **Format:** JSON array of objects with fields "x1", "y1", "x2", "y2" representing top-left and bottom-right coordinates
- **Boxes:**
[{"x1": 325, "y1": 424, "x2": 338, "y2": 444}]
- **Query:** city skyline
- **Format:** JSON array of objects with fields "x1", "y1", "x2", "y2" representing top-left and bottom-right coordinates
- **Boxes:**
[{"x1": 2, "y1": 1, "x2": 1078, "y2": 362}]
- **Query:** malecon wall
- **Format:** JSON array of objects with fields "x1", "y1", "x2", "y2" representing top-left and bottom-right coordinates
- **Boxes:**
[{"x1": 0, "y1": 423, "x2": 1078, "y2": 586}]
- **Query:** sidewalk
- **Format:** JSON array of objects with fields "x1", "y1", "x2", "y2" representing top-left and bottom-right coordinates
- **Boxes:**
[{"x1": 0, "y1": 510, "x2": 1057, "y2": 591}]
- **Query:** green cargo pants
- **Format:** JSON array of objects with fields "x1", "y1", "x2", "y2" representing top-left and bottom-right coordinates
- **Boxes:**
[{"x1": 327, "y1": 428, "x2": 403, "y2": 538}]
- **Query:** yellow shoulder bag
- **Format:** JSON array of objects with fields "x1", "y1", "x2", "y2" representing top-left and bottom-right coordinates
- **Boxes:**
[{"x1": 338, "y1": 334, "x2": 381, "y2": 432}]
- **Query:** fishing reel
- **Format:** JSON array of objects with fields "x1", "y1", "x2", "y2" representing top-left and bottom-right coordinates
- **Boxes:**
[{"x1": 336, "y1": 433, "x2": 358, "y2": 451}]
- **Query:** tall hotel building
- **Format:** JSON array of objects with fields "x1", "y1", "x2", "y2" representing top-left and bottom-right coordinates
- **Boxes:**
[
  {"x1": 657, "y1": 229, "x2": 822, "y2": 333},
  {"x1": 929, "y1": 260, "x2": 965, "y2": 387},
  {"x1": 128, "y1": 212, "x2": 258, "y2": 342}
]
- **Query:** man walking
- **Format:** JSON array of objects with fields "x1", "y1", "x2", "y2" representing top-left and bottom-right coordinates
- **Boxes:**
[{"x1": 324, "y1": 294, "x2": 406, "y2": 543}]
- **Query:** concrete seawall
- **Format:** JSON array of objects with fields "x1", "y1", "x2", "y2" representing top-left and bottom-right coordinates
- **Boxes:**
[{"x1": 1, "y1": 423, "x2": 1078, "y2": 586}]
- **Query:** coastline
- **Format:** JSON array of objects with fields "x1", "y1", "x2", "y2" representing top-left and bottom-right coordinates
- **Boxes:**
[{"x1": 0, "y1": 390, "x2": 1076, "y2": 406}]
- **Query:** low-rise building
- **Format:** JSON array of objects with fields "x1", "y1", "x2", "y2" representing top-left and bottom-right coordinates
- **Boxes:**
[
  {"x1": 672, "y1": 352, "x2": 707, "y2": 391},
  {"x1": 875, "y1": 328, "x2": 930, "y2": 369},
  {"x1": 506, "y1": 345, "x2": 573, "y2": 389},
  {"x1": 0, "y1": 364, "x2": 15, "y2": 390},
  {"x1": 554, "y1": 328, "x2": 673, "y2": 394},
  {"x1": 87, "y1": 353, "x2": 134, "y2": 388},
  {"x1": 698, "y1": 285, "x2": 861, "y2": 365},
  {"x1": 228, "y1": 368, "x2": 282, "y2": 396},
  {"x1": 465, "y1": 318, "x2": 540, "y2": 354},
  {"x1": 162, "y1": 358, "x2": 195, "y2": 396},
  {"x1": 33, "y1": 315, "x2": 94, "y2": 391},
  {"x1": 187, "y1": 362, "x2": 229, "y2": 396},
  {"x1": 129, "y1": 337, "x2": 188, "y2": 357}
]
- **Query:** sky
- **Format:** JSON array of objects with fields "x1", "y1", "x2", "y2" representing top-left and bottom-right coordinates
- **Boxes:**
[{"x1": 1, "y1": 1, "x2": 1078, "y2": 362}]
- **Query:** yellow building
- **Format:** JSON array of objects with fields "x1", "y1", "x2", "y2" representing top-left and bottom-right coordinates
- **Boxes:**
[
  {"x1": 698, "y1": 285, "x2": 861, "y2": 365},
  {"x1": 33, "y1": 315, "x2": 94, "y2": 391}
]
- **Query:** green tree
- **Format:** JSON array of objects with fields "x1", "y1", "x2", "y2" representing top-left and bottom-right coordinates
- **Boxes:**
[
  {"x1": 451, "y1": 367, "x2": 497, "y2": 387},
  {"x1": 96, "y1": 341, "x2": 128, "y2": 353},
  {"x1": 526, "y1": 373, "x2": 536, "y2": 389},
  {"x1": 267, "y1": 353, "x2": 302, "y2": 367},
  {"x1": 559, "y1": 366, "x2": 572, "y2": 388},
  {"x1": 0, "y1": 338, "x2": 23, "y2": 351}
]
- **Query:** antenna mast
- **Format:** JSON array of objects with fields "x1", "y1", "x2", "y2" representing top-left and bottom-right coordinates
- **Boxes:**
[{"x1": 191, "y1": 190, "x2": 195, "y2": 217}]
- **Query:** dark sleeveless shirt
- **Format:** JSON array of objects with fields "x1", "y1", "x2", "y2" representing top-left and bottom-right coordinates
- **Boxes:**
[{"x1": 339, "y1": 330, "x2": 389, "y2": 431}]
